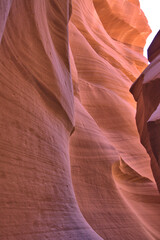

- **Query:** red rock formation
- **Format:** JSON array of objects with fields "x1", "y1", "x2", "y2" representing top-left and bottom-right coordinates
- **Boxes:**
[
  {"x1": 69, "y1": 1, "x2": 160, "y2": 239},
  {"x1": 0, "y1": 0, "x2": 160, "y2": 240},
  {"x1": 131, "y1": 31, "x2": 160, "y2": 193},
  {"x1": 0, "y1": 1, "x2": 102, "y2": 239}
]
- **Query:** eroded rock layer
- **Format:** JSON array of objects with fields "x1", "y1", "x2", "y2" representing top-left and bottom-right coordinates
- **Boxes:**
[
  {"x1": 0, "y1": 0, "x2": 160, "y2": 240},
  {"x1": 130, "y1": 49, "x2": 160, "y2": 192}
]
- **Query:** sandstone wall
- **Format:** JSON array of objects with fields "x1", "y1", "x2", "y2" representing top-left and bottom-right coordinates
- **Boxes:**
[
  {"x1": 130, "y1": 31, "x2": 160, "y2": 194},
  {"x1": 0, "y1": 0, "x2": 160, "y2": 240}
]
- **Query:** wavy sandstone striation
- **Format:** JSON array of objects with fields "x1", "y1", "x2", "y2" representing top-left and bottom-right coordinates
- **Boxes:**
[{"x1": 0, "y1": 0, "x2": 160, "y2": 240}]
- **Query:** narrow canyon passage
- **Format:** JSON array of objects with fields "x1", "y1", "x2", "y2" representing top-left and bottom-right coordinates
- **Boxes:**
[{"x1": 0, "y1": 0, "x2": 160, "y2": 239}]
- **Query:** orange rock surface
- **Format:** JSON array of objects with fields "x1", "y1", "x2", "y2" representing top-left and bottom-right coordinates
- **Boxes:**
[{"x1": 0, "y1": 0, "x2": 160, "y2": 240}]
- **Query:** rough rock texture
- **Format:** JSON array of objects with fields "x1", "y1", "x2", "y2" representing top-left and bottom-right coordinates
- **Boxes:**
[
  {"x1": 0, "y1": 0, "x2": 160, "y2": 240},
  {"x1": 131, "y1": 35, "x2": 160, "y2": 193}
]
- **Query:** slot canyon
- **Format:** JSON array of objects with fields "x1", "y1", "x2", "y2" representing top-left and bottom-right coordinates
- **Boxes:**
[{"x1": 0, "y1": 0, "x2": 160, "y2": 239}]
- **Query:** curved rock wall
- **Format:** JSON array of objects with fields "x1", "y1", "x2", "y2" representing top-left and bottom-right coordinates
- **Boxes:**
[
  {"x1": 0, "y1": 1, "x2": 102, "y2": 239},
  {"x1": 130, "y1": 45, "x2": 160, "y2": 192},
  {"x1": 0, "y1": 0, "x2": 160, "y2": 240},
  {"x1": 69, "y1": 1, "x2": 160, "y2": 239}
]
